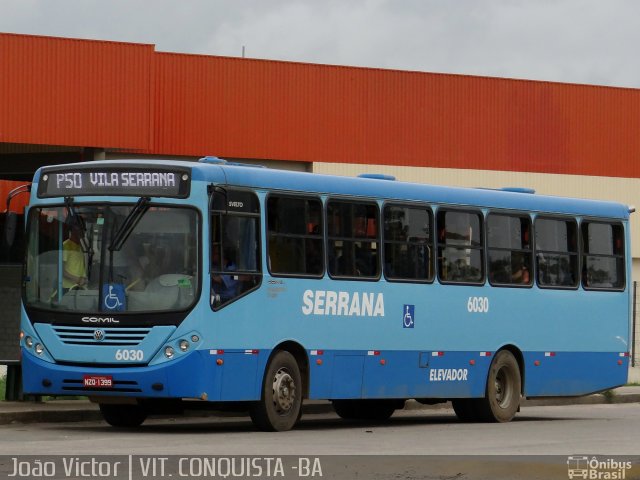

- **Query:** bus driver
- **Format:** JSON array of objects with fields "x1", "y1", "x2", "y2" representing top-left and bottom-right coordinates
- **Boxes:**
[{"x1": 62, "y1": 221, "x2": 87, "y2": 291}]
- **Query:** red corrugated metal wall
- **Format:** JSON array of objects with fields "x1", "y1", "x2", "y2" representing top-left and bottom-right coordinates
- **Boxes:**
[
  {"x1": 0, "y1": 33, "x2": 153, "y2": 150},
  {"x1": 2, "y1": 33, "x2": 640, "y2": 178},
  {"x1": 152, "y1": 54, "x2": 640, "y2": 177}
]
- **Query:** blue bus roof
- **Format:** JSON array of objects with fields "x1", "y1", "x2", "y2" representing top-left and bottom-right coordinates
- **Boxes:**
[{"x1": 34, "y1": 159, "x2": 630, "y2": 219}]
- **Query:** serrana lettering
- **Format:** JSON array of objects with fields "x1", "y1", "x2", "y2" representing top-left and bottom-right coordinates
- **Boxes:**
[{"x1": 302, "y1": 290, "x2": 384, "y2": 317}]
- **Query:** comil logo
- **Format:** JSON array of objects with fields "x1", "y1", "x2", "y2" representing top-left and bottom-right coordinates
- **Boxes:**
[
  {"x1": 81, "y1": 316, "x2": 119, "y2": 324},
  {"x1": 567, "y1": 456, "x2": 632, "y2": 479}
]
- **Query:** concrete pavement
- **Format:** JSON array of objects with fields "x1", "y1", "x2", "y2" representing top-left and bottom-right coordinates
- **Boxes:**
[
  {"x1": 0, "y1": 386, "x2": 638, "y2": 425},
  {"x1": 1, "y1": 365, "x2": 638, "y2": 425}
]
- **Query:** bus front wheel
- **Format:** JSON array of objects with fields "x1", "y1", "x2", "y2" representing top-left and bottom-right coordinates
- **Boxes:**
[
  {"x1": 99, "y1": 403, "x2": 147, "y2": 428},
  {"x1": 250, "y1": 350, "x2": 302, "y2": 432}
]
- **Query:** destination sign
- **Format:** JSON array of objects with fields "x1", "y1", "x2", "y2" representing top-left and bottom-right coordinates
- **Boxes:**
[{"x1": 37, "y1": 167, "x2": 191, "y2": 198}]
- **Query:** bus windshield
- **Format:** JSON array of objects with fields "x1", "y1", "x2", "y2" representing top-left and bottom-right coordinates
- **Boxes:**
[{"x1": 24, "y1": 204, "x2": 199, "y2": 313}]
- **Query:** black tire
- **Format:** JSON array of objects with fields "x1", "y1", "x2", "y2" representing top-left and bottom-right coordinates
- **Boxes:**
[
  {"x1": 99, "y1": 403, "x2": 147, "y2": 428},
  {"x1": 332, "y1": 400, "x2": 359, "y2": 419},
  {"x1": 451, "y1": 398, "x2": 479, "y2": 422},
  {"x1": 357, "y1": 400, "x2": 399, "y2": 420},
  {"x1": 333, "y1": 399, "x2": 400, "y2": 421},
  {"x1": 250, "y1": 350, "x2": 302, "y2": 431},
  {"x1": 478, "y1": 350, "x2": 522, "y2": 422}
]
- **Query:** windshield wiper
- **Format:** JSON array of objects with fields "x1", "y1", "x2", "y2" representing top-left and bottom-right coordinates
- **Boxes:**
[
  {"x1": 64, "y1": 197, "x2": 95, "y2": 277},
  {"x1": 108, "y1": 197, "x2": 150, "y2": 252}
]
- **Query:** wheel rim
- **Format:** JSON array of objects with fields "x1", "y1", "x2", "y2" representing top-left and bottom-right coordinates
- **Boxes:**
[
  {"x1": 272, "y1": 367, "x2": 296, "y2": 415},
  {"x1": 494, "y1": 366, "x2": 513, "y2": 408}
]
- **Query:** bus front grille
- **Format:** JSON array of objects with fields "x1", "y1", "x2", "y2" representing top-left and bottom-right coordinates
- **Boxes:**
[{"x1": 52, "y1": 326, "x2": 152, "y2": 347}]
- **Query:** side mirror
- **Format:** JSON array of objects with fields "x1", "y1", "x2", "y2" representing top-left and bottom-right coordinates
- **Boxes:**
[
  {"x1": 2, "y1": 183, "x2": 31, "y2": 249},
  {"x1": 4, "y1": 211, "x2": 17, "y2": 248}
]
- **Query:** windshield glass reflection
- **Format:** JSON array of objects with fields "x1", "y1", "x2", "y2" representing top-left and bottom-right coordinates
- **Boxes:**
[{"x1": 24, "y1": 205, "x2": 198, "y2": 313}]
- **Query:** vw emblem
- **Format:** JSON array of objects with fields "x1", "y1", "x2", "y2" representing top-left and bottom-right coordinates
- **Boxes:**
[{"x1": 93, "y1": 330, "x2": 105, "y2": 342}]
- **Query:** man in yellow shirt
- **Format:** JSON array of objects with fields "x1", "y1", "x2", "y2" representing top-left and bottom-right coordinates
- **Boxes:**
[{"x1": 62, "y1": 224, "x2": 87, "y2": 290}]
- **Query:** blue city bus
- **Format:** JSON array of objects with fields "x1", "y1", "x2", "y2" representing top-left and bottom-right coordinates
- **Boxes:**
[{"x1": 18, "y1": 157, "x2": 632, "y2": 430}]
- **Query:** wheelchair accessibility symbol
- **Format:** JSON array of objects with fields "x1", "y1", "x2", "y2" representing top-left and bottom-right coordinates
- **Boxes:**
[
  {"x1": 403, "y1": 304, "x2": 415, "y2": 328},
  {"x1": 102, "y1": 284, "x2": 126, "y2": 312}
]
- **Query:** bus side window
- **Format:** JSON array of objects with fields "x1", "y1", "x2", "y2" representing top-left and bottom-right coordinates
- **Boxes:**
[
  {"x1": 436, "y1": 209, "x2": 484, "y2": 284},
  {"x1": 487, "y1": 213, "x2": 533, "y2": 286},
  {"x1": 581, "y1": 221, "x2": 625, "y2": 290},
  {"x1": 535, "y1": 217, "x2": 579, "y2": 288},
  {"x1": 327, "y1": 200, "x2": 380, "y2": 279},
  {"x1": 267, "y1": 195, "x2": 323, "y2": 277},
  {"x1": 383, "y1": 204, "x2": 433, "y2": 282}
]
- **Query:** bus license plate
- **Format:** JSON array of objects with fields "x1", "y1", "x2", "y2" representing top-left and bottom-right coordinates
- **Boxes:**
[{"x1": 83, "y1": 375, "x2": 113, "y2": 388}]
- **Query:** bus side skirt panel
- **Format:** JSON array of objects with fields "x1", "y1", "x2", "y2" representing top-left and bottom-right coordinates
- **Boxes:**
[
  {"x1": 309, "y1": 349, "x2": 628, "y2": 400},
  {"x1": 22, "y1": 347, "x2": 629, "y2": 401},
  {"x1": 523, "y1": 351, "x2": 628, "y2": 397}
]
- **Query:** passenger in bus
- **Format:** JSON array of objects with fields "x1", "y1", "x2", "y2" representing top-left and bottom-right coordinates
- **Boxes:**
[
  {"x1": 333, "y1": 242, "x2": 375, "y2": 277},
  {"x1": 125, "y1": 241, "x2": 168, "y2": 288},
  {"x1": 212, "y1": 245, "x2": 238, "y2": 302},
  {"x1": 354, "y1": 243, "x2": 375, "y2": 276},
  {"x1": 62, "y1": 222, "x2": 87, "y2": 291},
  {"x1": 511, "y1": 262, "x2": 530, "y2": 284},
  {"x1": 305, "y1": 239, "x2": 323, "y2": 275},
  {"x1": 146, "y1": 242, "x2": 173, "y2": 278},
  {"x1": 121, "y1": 240, "x2": 149, "y2": 291},
  {"x1": 352, "y1": 208, "x2": 377, "y2": 276},
  {"x1": 558, "y1": 257, "x2": 576, "y2": 286}
]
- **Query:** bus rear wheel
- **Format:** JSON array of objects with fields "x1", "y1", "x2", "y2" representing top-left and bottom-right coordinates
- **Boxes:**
[
  {"x1": 451, "y1": 399, "x2": 478, "y2": 422},
  {"x1": 452, "y1": 350, "x2": 521, "y2": 423},
  {"x1": 99, "y1": 403, "x2": 147, "y2": 428},
  {"x1": 480, "y1": 350, "x2": 521, "y2": 422},
  {"x1": 250, "y1": 350, "x2": 302, "y2": 431}
]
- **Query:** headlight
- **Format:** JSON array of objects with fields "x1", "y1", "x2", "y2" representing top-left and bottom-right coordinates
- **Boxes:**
[
  {"x1": 35, "y1": 344, "x2": 44, "y2": 355},
  {"x1": 191, "y1": 335, "x2": 200, "y2": 343},
  {"x1": 25, "y1": 336, "x2": 33, "y2": 348},
  {"x1": 179, "y1": 340, "x2": 189, "y2": 352},
  {"x1": 164, "y1": 346, "x2": 175, "y2": 358}
]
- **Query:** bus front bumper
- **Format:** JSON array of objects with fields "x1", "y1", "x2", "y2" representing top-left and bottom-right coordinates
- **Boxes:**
[{"x1": 21, "y1": 349, "x2": 224, "y2": 400}]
